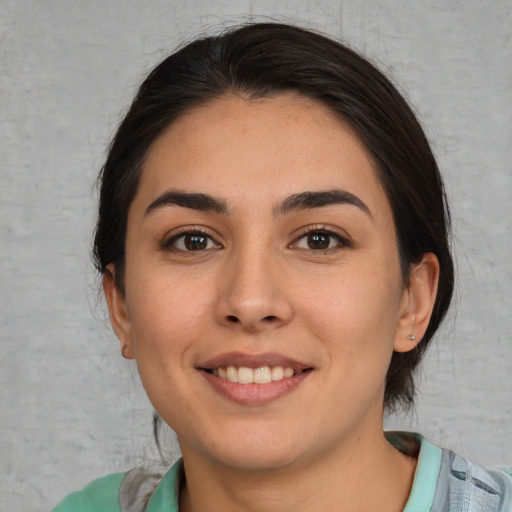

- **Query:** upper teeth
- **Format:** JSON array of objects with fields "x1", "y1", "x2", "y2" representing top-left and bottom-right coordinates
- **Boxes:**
[{"x1": 212, "y1": 365, "x2": 302, "y2": 384}]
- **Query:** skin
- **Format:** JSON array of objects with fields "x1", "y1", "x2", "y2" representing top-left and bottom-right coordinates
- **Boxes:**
[{"x1": 104, "y1": 94, "x2": 439, "y2": 512}]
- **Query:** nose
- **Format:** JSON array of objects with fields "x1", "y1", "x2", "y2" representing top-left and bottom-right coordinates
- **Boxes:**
[{"x1": 215, "y1": 246, "x2": 293, "y2": 333}]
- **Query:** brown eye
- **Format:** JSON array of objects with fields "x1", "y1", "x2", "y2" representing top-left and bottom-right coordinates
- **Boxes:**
[
  {"x1": 307, "y1": 233, "x2": 330, "y2": 250},
  {"x1": 184, "y1": 234, "x2": 208, "y2": 250},
  {"x1": 294, "y1": 229, "x2": 348, "y2": 251},
  {"x1": 165, "y1": 231, "x2": 220, "y2": 252}
]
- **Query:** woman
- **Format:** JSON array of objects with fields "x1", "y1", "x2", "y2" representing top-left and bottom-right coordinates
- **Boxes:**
[{"x1": 53, "y1": 23, "x2": 512, "y2": 512}]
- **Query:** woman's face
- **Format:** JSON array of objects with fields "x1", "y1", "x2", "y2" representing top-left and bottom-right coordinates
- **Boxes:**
[{"x1": 107, "y1": 94, "x2": 427, "y2": 471}]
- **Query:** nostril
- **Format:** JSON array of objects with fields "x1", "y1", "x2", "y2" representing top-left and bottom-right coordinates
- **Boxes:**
[
  {"x1": 263, "y1": 315, "x2": 278, "y2": 322},
  {"x1": 227, "y1": 315, "x2": 239, "y2": 323}
]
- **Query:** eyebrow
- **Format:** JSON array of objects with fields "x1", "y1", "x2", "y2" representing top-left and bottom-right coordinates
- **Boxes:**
[
  {"x1": 274, "y1": 190, "x2": 373, "y2": 219},
  {"x1": 144, "y1": 188, "x2": 372, "y2": 219},
  {"x1": 145, "y1": 190, "x2": 229, "y2": 216}
]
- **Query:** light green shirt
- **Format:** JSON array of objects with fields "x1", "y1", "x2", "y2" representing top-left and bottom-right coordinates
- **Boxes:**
[{"x1": 53, "y1": 433, "x2": 512, "y2": 512}]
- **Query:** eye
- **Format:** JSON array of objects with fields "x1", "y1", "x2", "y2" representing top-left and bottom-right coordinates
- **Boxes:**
[
  {"x1": 293, "y1": 228, "x2": 348, "y2": 251},
  {"x1": 164, "y1": 230, "x2": 221, "y2": 252}
]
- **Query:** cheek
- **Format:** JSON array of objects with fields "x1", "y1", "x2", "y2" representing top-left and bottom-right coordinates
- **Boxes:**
[
  {"x1": 125, "y1": 271, "x2": 213, "y2": 356},
  {"x1": 296, "y1": 263, "x2": 403, "y2": 353},
  {"x1": 124, "y1": 275, "x2": 212, "y2": 417}
]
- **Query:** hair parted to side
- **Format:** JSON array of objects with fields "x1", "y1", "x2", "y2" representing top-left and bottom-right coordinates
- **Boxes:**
[{"x1": 93, "y1": 22, "x2": 454, "y2": 411}]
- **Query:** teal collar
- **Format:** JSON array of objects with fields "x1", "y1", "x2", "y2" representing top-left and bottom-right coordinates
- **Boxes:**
[
  {"x1": 146, "y1": 458, "x2": 182, "y2": 512},
  {"x1": 387, "y1": 432, "x2": 443, "y2": 512}
]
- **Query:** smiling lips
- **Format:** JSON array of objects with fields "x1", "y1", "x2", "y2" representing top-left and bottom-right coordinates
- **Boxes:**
[
  {"x1": 210, "y1": 365, "x2": 304, "y2": 384},
  {"x1": 200, "y1": 353, "x2": 312, "y2": 404}
]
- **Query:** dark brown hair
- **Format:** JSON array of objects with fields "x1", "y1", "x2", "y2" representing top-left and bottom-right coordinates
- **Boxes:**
[{"x1": 93, "y1": 22, "x2": 454, "y2": 410}]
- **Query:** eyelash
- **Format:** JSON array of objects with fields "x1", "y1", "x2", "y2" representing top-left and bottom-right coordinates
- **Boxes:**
[
  {"x1": 291, "y1": 225, "x2": 351, "y2": 253},
  {"x1": 161, "y1": 225, "x2": 351, "y2": 254},
  {"x1": 162, "y1": 227, "x2": 221, "y2": 253}
]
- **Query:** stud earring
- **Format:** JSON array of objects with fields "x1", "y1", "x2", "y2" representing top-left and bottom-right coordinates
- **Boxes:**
[{"x1": 408, "y1": 335, "x2": 416, "y2": 341}]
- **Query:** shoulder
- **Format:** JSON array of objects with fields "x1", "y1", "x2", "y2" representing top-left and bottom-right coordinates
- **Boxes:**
[
  {"x1": 388, "y1": 432, "x2": 512, "y2": 512},
  {"x1": 52, "y1": 472, "x2": 126, "y2": 512},
  {"x1": 52, "y1": 460, "x2": 182, "y2": 512},
  {"x1": 433, "y1": 449, "x2": 512, "y2": 512}
]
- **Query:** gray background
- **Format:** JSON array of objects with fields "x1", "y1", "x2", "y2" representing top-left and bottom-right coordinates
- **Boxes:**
[{"x1": 1, "y1": 1, "x2": 511, "y2": 510}]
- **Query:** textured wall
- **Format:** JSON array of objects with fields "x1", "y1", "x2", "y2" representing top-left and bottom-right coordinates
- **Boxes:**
[{"x1": 1, "y1": 1, "x2": 511, "y2": 510}]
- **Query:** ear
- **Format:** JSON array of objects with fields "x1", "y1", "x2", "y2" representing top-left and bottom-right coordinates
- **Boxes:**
[
  {"x1": 394, "y1": 253, "x2": 440, "y2": 353},
  {"x1": 103, "y1": 264, "x2": 135, "y2": 359}
]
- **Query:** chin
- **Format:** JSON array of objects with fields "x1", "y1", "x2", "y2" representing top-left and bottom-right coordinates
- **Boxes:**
[
  {"x1": 212, "y1": 445, "x2": 304, "y2": 473},
  {"x1": 186, "y1": 424, "x2": 312, "y2": 472}
]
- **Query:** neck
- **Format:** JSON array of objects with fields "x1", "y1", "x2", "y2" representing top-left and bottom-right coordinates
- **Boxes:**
[{"x1": 178, "y1": 428, "x2": 417, "y2": 512}]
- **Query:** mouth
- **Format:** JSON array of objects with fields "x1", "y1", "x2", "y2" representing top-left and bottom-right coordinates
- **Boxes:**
[
  {"x1": 198, "y1": 352, "x2": 313, "y2": 404},
  {"x1": 205, "y1": 365, "x2": 309, "y2": 384}
]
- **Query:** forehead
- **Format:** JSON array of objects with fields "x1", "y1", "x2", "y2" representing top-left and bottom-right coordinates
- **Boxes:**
[{"x1": 134, "y1": 94, "x2": 390, "y2": 219}]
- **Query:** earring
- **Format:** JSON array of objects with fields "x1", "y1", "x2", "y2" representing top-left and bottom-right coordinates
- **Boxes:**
[{"x1": 408, "y1": 335, "x2": 416, "y2": 341}]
